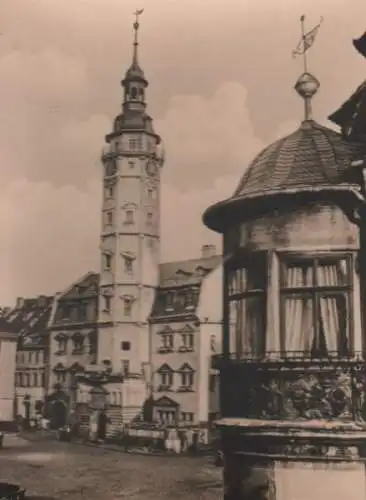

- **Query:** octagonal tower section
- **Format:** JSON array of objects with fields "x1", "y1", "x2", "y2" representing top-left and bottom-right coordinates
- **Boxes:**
[{"x1": 203, "y1": 72, "x2": 366, "y2": 500}]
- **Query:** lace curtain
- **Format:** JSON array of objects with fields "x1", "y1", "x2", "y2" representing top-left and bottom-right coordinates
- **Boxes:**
[
  {"x1": 283, "y1": 260, "x2": 348, "y2": 357},
  {"x1": 230, "y1": 297, "x2": 265, "y2": 358}
]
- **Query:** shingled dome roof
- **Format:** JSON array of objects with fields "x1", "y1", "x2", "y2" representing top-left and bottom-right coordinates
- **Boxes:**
[{"x1": 203, "y1": 119, "x2": 364, "y2": 233}]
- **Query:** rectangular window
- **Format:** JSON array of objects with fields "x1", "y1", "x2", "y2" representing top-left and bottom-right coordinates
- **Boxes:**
[
  {"x1": 32, "y1": 372, "x2": 38, "y2": 387},
  {"x1": 128, "y1": 160, "x2": 135, "y2": 168},
  {"x1": 104, "y1": 254, "x2": 112, "y2": 270},
  {"x1": 125, "y1": 210, "x2": 134, "y2": 225},
  {"x1": 34, "y1": 351, "x2": 40, "y2": 364},
  {"x1": 280, "y1": 254, "x2": 352, "y2": 358},
  {"x1": 181, "y1": 332, "x2": 194, "y2": 351},
  {"x1": 180, "y1": 370, "x2": 194, "y2": 389},
  {"x1": 124, "y1": 258, "x2": 133, "y2": 274},
  {"x1": 209, "y1": 374, "x2": 216, "y2": 392},
  {"x1": 129, "y1": 138, "x2": 137, "y2": 150},
  {"x1": 106, "y1": 186, "x2": 114, "y2": 198},
  {"x1": 121, "y1": 359, "x2": 130, "y2": 375},
  {"x1": 157, "y1": 410, "x2": 176, "y2": 424},
  {"x1": 72, "y1": 335, "x2": 84, "y2": 354},
  {"x1": 103, "y1": 296, "x2": 111, "y2": 313},
  {"x1": 160, "y1": 370, "x2": 173, "y2": 388},
  {"x1": 161, "y1": 333, "x2": 174, "y2": 350},
  {"x1": 57, "y1": 338, "x2": 67, "y2": 354},
  {"x1": 106, "y1": 211, "x2": 113, "y2": 225},
  {"x1": 227, "y1": 251, "x2": 267, "y2": 358},
  {"x1": 181, "y1": 412, "x2": 194, "y2": 423},
  {"x1": 146, "y1": 212, "x2": 153, "y2": 225},
  {"x1": 123, "y1": 299, "x2": 132, "y2": 317},
  {"x1": 121, "y1": 341, "x2": 131, "y2": 351}
]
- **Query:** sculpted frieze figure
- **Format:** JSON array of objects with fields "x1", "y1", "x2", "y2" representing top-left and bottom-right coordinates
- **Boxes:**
[{"x1": 243, "y1": 367, "x2": 366, "y2": 421}]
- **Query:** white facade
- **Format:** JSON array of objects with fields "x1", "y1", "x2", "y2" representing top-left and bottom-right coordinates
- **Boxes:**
[{"x1": 0, "y1": 332, "x2": 17, "y2": 421}]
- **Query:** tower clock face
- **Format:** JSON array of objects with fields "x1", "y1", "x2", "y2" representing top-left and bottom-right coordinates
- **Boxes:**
[{"x1": 145, "y1": 160, "x2": 157, "y2": 177}]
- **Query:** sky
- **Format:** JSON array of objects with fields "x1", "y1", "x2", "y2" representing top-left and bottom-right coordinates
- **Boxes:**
[{"x1": 0, "y1": 0, "x2": 366, "y2": 305}]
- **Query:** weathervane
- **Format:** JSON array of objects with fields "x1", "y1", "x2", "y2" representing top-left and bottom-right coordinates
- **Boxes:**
[
  {"x1": 131, "y1": 8, "x2": 144, "y2": 65},
  {"x1": 292, "y1": 15, "x2": 323, "y2": 121},
  {"x1": 292, "y1": 15, "x2": 323, "y2": 74}
]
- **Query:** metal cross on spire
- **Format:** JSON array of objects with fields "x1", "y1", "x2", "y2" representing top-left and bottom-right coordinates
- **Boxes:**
[{"x1": 132, "y1": 8, "x2": 144, "y2": 66}]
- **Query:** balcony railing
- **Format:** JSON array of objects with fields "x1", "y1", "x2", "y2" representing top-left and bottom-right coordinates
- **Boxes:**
[{"x1": 212, "y1": 350, "x2": 365, "y2": 368}]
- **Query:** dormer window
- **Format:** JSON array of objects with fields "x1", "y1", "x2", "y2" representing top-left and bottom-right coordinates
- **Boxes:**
[{"x1": 166, "y1": 292, "x2": 174, "y2": 311}]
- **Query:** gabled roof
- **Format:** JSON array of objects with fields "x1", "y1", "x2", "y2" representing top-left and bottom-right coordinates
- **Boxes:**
[
  {"x1": 157, "y1": 363, "x2": 173, "y2": 373},
  {"x1": 177, "y1": 362, "x2": 194, "y2": 372},
  {"x1": 154, "y1": 396, "x2": 179, "y2": 408},
  {"x1": 3, "y1": 295, "x2": 54, "y2": 348},
  {"x1": 159, "y1": 255, "x2": 221, "y2": 288},
  {"x1": 58, "y1": 272, "x2": 99, "y2": 301}
]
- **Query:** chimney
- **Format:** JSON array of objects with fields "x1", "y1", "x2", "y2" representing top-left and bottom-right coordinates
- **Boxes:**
[
  {"x1": 201, "y1": 244, "x2": 216, "y2": 259},
  {"x1": 16, "y1": 297, "x2": 24, "y2": 309},
  {"x1": 37, "y1": 295, "x2": 47, "y2": 308}
]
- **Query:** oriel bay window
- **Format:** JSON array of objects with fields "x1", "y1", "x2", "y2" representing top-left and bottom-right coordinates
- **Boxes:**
[
  {"x1": 280, "y1": 254, "x2": 352, "y2": 357},
  {"x1": 227, "y1": 251, "x2": 267, "y2": 358}
]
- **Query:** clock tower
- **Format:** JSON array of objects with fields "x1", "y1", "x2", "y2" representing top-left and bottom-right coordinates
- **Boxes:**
[{"x1": 97, "y1": 10, "x2": 164, "y2": 376}]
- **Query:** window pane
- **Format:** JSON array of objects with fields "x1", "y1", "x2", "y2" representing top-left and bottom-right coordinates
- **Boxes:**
[
  {"x1": 318, "y1": 293, "x2": 349, "y2": 356},
  {"x1": 283, "y1": 295, "x2": 314, "y2": 355},
  {"x1": 316, "y1": 258, "x2": 349, "y2": 287},
  {"x1": 233, "y1": 297, "x2": 265, "y2": 357},
  {"x1": 228, "y1": 261, "x2": 265, "y2": 294},
  {"x1": 282, "y1": 260, "x2": 313, "y2": 288}
]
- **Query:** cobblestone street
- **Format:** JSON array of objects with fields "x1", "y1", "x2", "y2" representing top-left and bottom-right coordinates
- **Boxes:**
[{"x1": 0, "y1": 436, "x2": 222, "y2": 499}]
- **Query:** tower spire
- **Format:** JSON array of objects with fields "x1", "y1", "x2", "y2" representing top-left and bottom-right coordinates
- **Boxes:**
[
  {"x1": 292, "y1": 15, "x2": 323, "y2": 121},
  {"x1": 132, "y1": 8, "x2": 144, "y2": 68}
]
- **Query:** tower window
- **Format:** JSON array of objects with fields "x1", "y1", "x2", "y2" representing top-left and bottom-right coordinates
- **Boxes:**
[
  {"x1": 147, "y1": 188, "x2": 154, "y2": 200},
  {"x1": 106, "y1": 186, "x2": 114, "y2": 198},
  {"x1": 130, "y1": 86, "x2": 137, "y2": 99},
  {"x1": 147, "y1": 212, "x2": 153, "y2": 225},
  {"x1": 121, "y1": 341, "x2": 131, "y2": 351},
  {"x1": 106, "y1": 211, "x2": 113, "y2": 225},
  {"x1": 124, "y1": 257, "x2": 133, "y2": 274},
  {"x1": 123, "y1": 298, "x2": 133, "y2": 317},
  {"x1": 129, "y1": 138, "x2": 137, "y2": 150},
  {"x1": 125, "y1": 210, "x2": 134, "y2": 225},
  {"x1": 128, "y1": 160, "x2": 135, "y2": 168},
  {"x1": 103, "y1": 296, "x2": 111, "y2": 313},
  {"x1": 104, "y1": 254, "x2": 112, "y2": 270}
]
